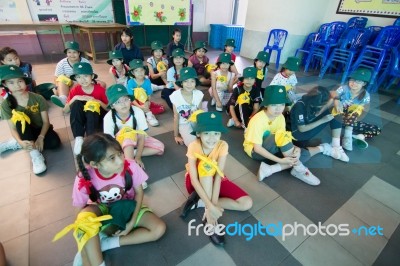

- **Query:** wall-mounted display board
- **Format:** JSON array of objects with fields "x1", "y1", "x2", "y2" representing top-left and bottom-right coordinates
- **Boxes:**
[
  {"x1": 0, "y1": 0, "x2": 33, "y2": 22},
  {"x1": 124, "y1": 0, "x2": 191, "y2": 25},
  {"x1": 27, "y1": 0, "x2": 115, "y2": 23},
  {"x1": 337, "y1": 0, "x2": 400, "y2": 18}
]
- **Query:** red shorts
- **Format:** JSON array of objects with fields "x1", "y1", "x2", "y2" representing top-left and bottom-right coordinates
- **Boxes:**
[{"x1": 185, "y1": 172, "x2": 248, "y2": 200}]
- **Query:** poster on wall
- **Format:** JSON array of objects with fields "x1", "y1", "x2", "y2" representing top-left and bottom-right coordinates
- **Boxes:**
[
  {"x1": 337, "y1": 0, "x2": 400, "y2": 18},
  {"x1": 27, "y1": 0, "x2": 114, "y2": 23},
  {"x1": 0, "y1": 0, "x2": 32, "y2": 22},
  {"x1": 124, "y1": 0, "x2": 191, "y2": 25}
]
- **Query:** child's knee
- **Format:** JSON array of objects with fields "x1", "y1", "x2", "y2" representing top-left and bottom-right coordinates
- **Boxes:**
[
  {"x1": 153, "y1": 219, "x2": 166, "y2": 240},
  {"x1": 238, "y1": 196, "x2": 253, "y2": 211}
]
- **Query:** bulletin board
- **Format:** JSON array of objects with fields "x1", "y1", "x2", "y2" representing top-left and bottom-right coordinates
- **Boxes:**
[
  {"x1": 0, "y1": 0, "x2": 32, "y2": 22},
  {"x1": 336, "y1": 0, "x2": 400, "y2": 18},
  {"x1": 27, "y1": 0, "x2": 114, "y2": 23},
  {"x1": 124, "y1": 0, "x2": 191, "y2": 25}
]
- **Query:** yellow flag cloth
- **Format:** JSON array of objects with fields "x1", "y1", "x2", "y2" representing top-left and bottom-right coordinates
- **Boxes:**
[
  {"x1": 331, "y1": 107, "x2": 343, "y2": 116},
  {"x1": 187, "y1": 110, "x2": 204, "y2": 123},
  {"x1": 83, "y1": 101, "x2": 101, "y2": 115},
  {"x1": 11, "y1": 110, "x2": 31, "y2": 133},
  {"x1": 237, "y1": 91, "x2": 250, "y2": 105},
  {"x1": 134, "y1": 87, "x2": 148, "y2": 103},
  {"x1": 205, "y1": 64, "x2": 217, "y2": 73},
  {"x1": 257, "y1": 69, "x2": 264, "y2": 80},
  {"x1": 52, "y1": 212, "x2": 112, "y2": 252},
  {"x1": 275, "y1": 130, "x2": 296, "y2": 147},
  {"x1": 56, "y1": 75, "x2": 73, "y2": 87},
  {"x1": 194, "y1": 153, "x2": 224, "y2": 178},
  {"x1": 116, "y1": 126, "x2": 147, "y2": 145},
  {"x1": 156, "y1": 61, "x2": 168, "y2": 72},
  {"x1": 284, "y1": 85, "x2": 293, "y2": 92},
  {"x1": 217, "y1": 75, "x2": 227, "y2": 83},
  {"x1": 348, "y1": 104, "x2": 364, "y2": 116}
]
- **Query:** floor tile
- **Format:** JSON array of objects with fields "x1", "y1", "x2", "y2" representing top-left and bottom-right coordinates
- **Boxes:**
[
  {"x1": 3, "y1": 234, "x2": 29, "y2": 266},
  {"x1": 0, "y1": 149, "x2": 31, "y2": 179},
  {"x1": 253, "y1": 197, "x2": 312, "y2": 252},
  {"x1": 29, "y1": 215, "x2": 76, "y2": 266},
  {"x1": 29, "y1": 184, "x2": 75, "y2": 231},
  {"x1": 342, "y1": 191, "x2": 400, "y2": 238},
  {"x1": 177, "y1": 243, "x2": 236, "y2": 266},
  {"x1": 224, "y1": 154, "x2": 250, "y2": 181},
  {"x1": 292, "y1": 234, "x2": 363, "y2": 266},
  {"x1": 325, "y1": 208, "x2": 388, "y2": 265},
  {"x1": 279, "y1": 254, "x2": 302, "y2": 266},
  {"x1": 369, "y1": 108, "x2": 397, "y2": 122},
  {"x1": 0, "y1": 199, "x2": 29, "y2": 242},
  {"x1": 170, "y1": 170, "x2": 189, "y2": 197},
  {"x1": 143, "y1": 176, "x2": 187, "y2": 217},
  {"x1": 361, "y1": 176, "x2": 400, "y2": 215},
  {"x1": 373, "y1": 224, "x2": 400, "y2": 266},
  {"x1": 378, "y1": 99, "x2": 400, "y2": 116},
  {"x1": 0, "y1": 172, "x2": 30, "y2": 207}
]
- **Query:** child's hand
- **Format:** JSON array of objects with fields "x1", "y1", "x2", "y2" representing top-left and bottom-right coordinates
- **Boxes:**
[
  {"x1": 216, "y1": 101, "x2": 223, "y2": 109},
  {"x1": 234, "y1": 120, "x2": 242, "y2": 128},
  {"x1": 207, "y1": 204, "x2": 224, "y2": 223},
  {"x1": 174, "y1": 136, "x2": 184, "y2": 145},
  {"x1": 135, "y1": 158, "x2": 145, "y2": 169},
  {"x1": 20, "y1": 140, "x2": 34, "y2": 150},
  {"x1": 114, "y1": 221, "x2": 134, "y2": 236},
  {"x1": 34, "y1": 137, "x2": 44, "y2": 152},
  {"x1": 279, "y1": 157, "x2": 298, "y2": 166}
]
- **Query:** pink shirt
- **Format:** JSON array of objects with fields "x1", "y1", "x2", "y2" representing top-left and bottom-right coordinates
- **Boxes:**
[{"x1": 72, "y1": 159, "x2": 148, "y2": 207}]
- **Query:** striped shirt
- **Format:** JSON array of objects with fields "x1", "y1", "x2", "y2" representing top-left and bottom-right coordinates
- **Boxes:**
[{"x1": 54, "y1": 57, "x2": 90, "y2": 77}]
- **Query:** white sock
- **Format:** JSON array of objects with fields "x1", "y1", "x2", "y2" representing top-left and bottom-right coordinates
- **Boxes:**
[
  {"x1": 100, "y1": 236, "x2": 120, "y2": 251},
  {"x1": 344, "y1": 127, "x2": 352, "y2": 138},
  {"x1": 331, "y1": 137, "x2": 340, "y2": 147},
  {"x1": 191, "y1": 199, "x2": 205, "y2": 210},
  {"x1": 270, "y1": 163, "x2": 282, "y2": 174},
  {"x1": 293, "y1": 163, "x2": 307, "y2": 172},
  {"x1": 30, "y1": 149, "x2": 41, "y2": 157},
  {"x1": 318, "y1": 145, "x2": 324, "y2": 152}
]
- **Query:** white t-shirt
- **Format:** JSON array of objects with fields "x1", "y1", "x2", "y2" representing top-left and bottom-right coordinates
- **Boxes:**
[
  {"x1": 103, "y1": 106, "x2": 148, "y2": 137},
  {"x1": 270, "y1": 72, "x2": 298, "y2": 87},
  {"x1": 170, "y1": 89, "x2": 203, "y2": 124},
  {"x1": 54, "y1": 57, "x2": 91, "y2": 77}
]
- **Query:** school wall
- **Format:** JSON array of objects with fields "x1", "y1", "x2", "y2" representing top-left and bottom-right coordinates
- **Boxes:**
[{"x1": 239, "y1": 0, "x2": 397, "y2": 63}]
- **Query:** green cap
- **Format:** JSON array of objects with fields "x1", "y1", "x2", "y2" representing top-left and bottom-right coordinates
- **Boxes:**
[
  {"x1": 0, "y1": 65, "x2": 32, "y2": 84},
  {"x1": 33, "y1": 83, "x2": 55, "y2": 100},
  {"x1": 128, "y1": 59, "x2": 145, "y2": 71},
  {"x1": 225, "y1": 38, "x2": 236, "y2": 48},
  {"x1": 193, "y1": 41, "x2": 207, "y2": 53},
  {"x1": 191, "y1": 111, "x2": 227, "y2": 135},
  {"x1": 217, "y1": 53, "x2": 233, "y2": 65},
  {"x1": 176, "y1": 67, "x2": 200, "y2": 87},
  {"x1": 239, "y1": 67, "x2": 257, "y2": 81},
  {"x1": 255, "y1": 51, "x2": 270, "y2": 65},
  {"x1": 349, "y1": 68, "x2": 371, "y2": 83},
  {"x1": 70, "y1": 62, "x2": 97, "y2": 81},
  {"x1": 107, "y1": 50, "x2": 124, "y2": 65},
  {"x1": 151, "y1": 40, "x2": 164, "y2": 54},
  {"x1": 171, "y1": 48, "x2": 186, "y2": 59},
  {"x1": 64, "y1": 41, "x2": 81, "y2": 54},
  {"x1": 282, "y1": 57, "x2": 300, "y2": 71},
  {"x1": 260, "y1": 85, "x2": 290, "y2": 107},
  {"x1": 106, "y1": 84, "x2": 133, "y2": 108}
]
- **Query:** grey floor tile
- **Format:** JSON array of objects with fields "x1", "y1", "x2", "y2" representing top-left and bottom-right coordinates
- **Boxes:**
[
  {"x1": 373, "y1": 224, "x2": 400, "y2": 266},
  {"x1": 378, "y1": 99, "x2": 400, "y2": 116},
  {"x1": 0, "y1": 172, "x2": 30, "y2": 207},
  {"x1": 224, "y1": 154, "x2": 250, "y2": 181},
  {"x1": 170, "y1": 170, "x2": 189, "y2": 197},
  {"x1": 0, "y1": 149, "x2": 31, "y2": 179},
  {"x1": 3, "y1": 234, "x2": 29, "y2": 266},
  {"x1": 177, "y1": 243, "x2": 236, "y2": 266},
  {"x1": 279, "y1": 254, "x2": 302, "y2": 266},
  {"x1": 0, "y1": 199, "x2": 29, "y2": 242}
]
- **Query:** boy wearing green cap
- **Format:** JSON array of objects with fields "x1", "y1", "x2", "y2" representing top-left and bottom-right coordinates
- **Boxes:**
[
  {"x1": 209, "y1": 52, "x2": 236, "y2": 112},
  {"x1": 226, "y1": 67, "x2": 261, "y2": 128},
  {"x1": 181, "y1": 111, "x2": 252, "y2": 246},
  {"x1": 331, "y1": 67, "x2": 380, "y2": 151},
  {"x1": 244, "y1": 85, "x2": 320, "y2": 186},
  {"x1": 253, "y1": 51, "x2": 271, "y2": 97},
  {"x1": 188, "y1": 41, "x2": 211, "y2": 86},
  {"x1": 107, "y1": 50, "x2": 130, "y2": 87},
  {"x1": 146, "y1": 40, "x2": 169, "y2": 87}
]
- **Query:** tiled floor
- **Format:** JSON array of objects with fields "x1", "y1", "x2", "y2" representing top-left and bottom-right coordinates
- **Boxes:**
[{"x1": 1, "y1": 49, "x2": 400, "y2": 266}]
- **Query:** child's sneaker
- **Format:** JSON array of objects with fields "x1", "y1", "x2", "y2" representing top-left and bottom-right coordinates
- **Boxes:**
[
  {"x1": 352, "y1": 134, "x2": 368, "y2": 149},
  {"x1": 51, "y1": 95, "x2": 66, "y2": 108},
  {"x1": 257, "y1": 162, "x2": 273, "y2": 181},
  {"x1": 342, "y1": 137, "x2": 353, "y2": 151},
  {"x1": 142, "y1": 181, "x2": 148, "y2": 190},
  {"x1": 146, "y1": 112, "x2": 159, "y2": 127},
  {"x1": 321, "y1": 143, "x2": 349, "y2": 162},
  {"x1": 30, "y1": 150, "x2": 47, "y2": 175},
  {"x1": 0, "y1": 139, "x2": 21, "y2": 154},
  {"x1": 210, "y1": 98, "x2": 216, "y2": 106},
  {"x1": 152, "y1": 84, "x2": 164, "y2": 92},
  {"x1": 74, "y1": 136, "x2": 84, "y2": 155},
  {"x1": 216, "y1": 106, "x2": 223, "y2": 112},
  {"x1": 226, "y1": 118, "x2": 235, "y2": 127},
  {"x1": 290, "y1": 167, "x2": 320, "y2": 186}
]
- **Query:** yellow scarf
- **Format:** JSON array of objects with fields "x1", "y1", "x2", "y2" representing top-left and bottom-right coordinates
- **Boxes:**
[
  {"x1": 83, "y1": 101, "x2": 101, "y2": 115},
  {"x1": 205, "y1": 64, "x2": 217, "y2": 73},
  {"x1": 217, "y1": 75, "x2": 227, "y2": 83},
  {"x1": 194, "y1": 153, "x2": 224, "y2": 178},
  {"x1": 53, "y1": 212, "x2": 112, "y2": 252},
  {"x1": 134, "y1": 87, "x2": 148, "y2": 103},
  {"x1": 56, "y1": 75, "x2": 73, "y2": 87},
  {"x1": 257, "y1": 69, "x2": 264, "y2": 80},
  {"x1": 187, "y1": 109, "x2": 204, "y2": 123},
  {"x1": 11, "y1": 110, "x2": 31, "y2": 133},
  {"x1": 156, "y1": 61, "x2": 168, "y2": 72},
  {"x1": 237, "y1": 91, "x2": 250, "y2": 105},
  {"x1": 116, "y1": 126, "x2": 147, "y2": 145}
]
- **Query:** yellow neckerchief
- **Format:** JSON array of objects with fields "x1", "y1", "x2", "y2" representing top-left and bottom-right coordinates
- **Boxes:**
[
  {"x1": 134, "y1": 87, "x2": 148, "y2": 103},
  {"x1": 56, "y1": 75, "x2": 73, "y2": 86},
  {"x1": 205, "y1": 64, "x2": 217, "y2": 73},
  {"x1": 285, "y1": 85, "x2": 293, "y2": 91},
  {"x1": 275, "y1": 130, "x2": 296, "y2": 147},
  {"x1": 216, "y1": 75, "x2": 227, "y2": 83},
  {"x1": 11, "y1": 110, "x2": 31, "y2": 133},
  {"x1": 194, "y1": 152, "x2": 224, "y2": 178},
  {"x1": 237, "y1": 90, "x2": 250, "y2": 105},
  {"x1": 116, "y1": 126, "x2": 147, "y2": 145},
  {"x1": 187, "y1": 109, "x2": 204, "y2": 123},
  {"x1": 52, "y1": 212, "x2": 112, "y2": 252},
  {"x1": 156, "y1": 61, "x2": 168, "y2": 72},
  {"x1": 348, "y1": 104, "x2": 364, "y2": 116},
  {"x1": 257, "y1": 69, "x2": 264, "y2": 80},
  {"x1": 83, "y1": 100, "x2": 101, "y2": 115}
]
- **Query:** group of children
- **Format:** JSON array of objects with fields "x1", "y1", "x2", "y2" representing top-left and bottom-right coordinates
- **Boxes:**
[{"x1": 0, "y1": 28, "x2": 382, "y2": 264}]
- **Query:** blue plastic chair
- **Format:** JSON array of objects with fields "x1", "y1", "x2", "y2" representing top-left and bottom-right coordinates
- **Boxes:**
[
  {"x1": 347, "y1": 17, "x2": 368, "y2": 29},
  {"x1": 319, "y1": 28, "x2": 370, "y2": 83},
  {"x1": 294, "y1": 32, "x2": 318, "y2": 65},
  {"x1": 366, "y1": 26, "x2": 383, "y2": 45},
  {"x1": 304, "y1": 21, "x2": 347, "y2": 72},
  {"x1": 263, "y1": 29, "x2": 288, "y2": 70},
  {"x1": 377, "y1": 46, "x2": 400, "y2": 93},
  {"x1": 394, "y1": 17, "x2": 400, "y2": 26}
]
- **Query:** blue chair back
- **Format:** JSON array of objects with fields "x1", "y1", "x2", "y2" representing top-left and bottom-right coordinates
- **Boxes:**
[
  {"x1": 394, "y1": 17, "x2": 400, "y2": 26},
  {"x1": 372, "y1": 26, "x2": 400, "y2": 50},
  {"x1": 324, "y1": 21, "x2": 347, "y2": 43},
  {"x1": 265, "y1": 29, "x2": 288, "y2": 49},
  {"x1": 366, "y1": 26, "x2": 383, "y2": 45},
  {"x1": 339, "y1": 28, "x2": 370, "y2": 51},
  {"x1": 347, "y1": 17, "x2": 368, "y2": 29}
]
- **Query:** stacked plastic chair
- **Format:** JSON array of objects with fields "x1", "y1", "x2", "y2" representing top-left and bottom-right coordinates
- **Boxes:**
[
  {"x1": 304, "y1": 21, "x2": 347, "y2": 72},
  {"x1": 394, "y1": 17, "x2": 400, "y2": 26},
  {"x1": 347, "y1": 17, "x2": 368, "y2": 29},
  {"x1": 263, "y1": 29, "x2": 288, "y2": 70},
  {"x1": 366, "y1": 26, "x2": 383, "y2": 45},
  {"x1": 377, "y1": 46, "x2": 400, "y2": 101},
  {"x1": 319, "y1": 28, "x2": 370, "y2": 84},
  {"x1": 294, "y1": 32, "x2": 318, "y2": 65},
  {"x1": 350, "y1": 26, "x2": 400, "y2": 93}
]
